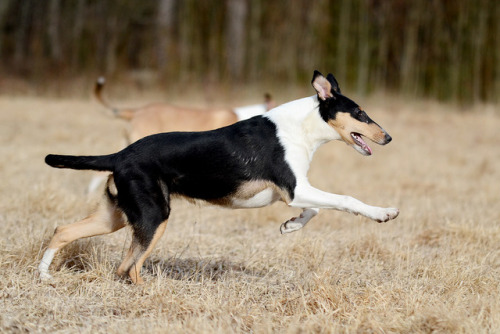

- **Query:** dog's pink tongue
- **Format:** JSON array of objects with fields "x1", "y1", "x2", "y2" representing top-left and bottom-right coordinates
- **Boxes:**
[
  {"x1": 356, "y1": 134, "x2": 372, "y2": 155},
  {"x1": 362, "y1": 139, "x2": 372, "y2": 155}
]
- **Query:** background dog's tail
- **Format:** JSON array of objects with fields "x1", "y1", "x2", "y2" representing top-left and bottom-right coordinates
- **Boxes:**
[
  {"x1": 45, "y1": 153, "x2": 117, "y2": 171},
  {"x1": 94, "y1": 77, "x2": 135, "y2": 120}
]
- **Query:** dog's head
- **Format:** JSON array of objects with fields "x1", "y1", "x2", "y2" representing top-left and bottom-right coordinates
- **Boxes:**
[{"x1": 312, "y1": 70, "x2": 391, "y2": 156}]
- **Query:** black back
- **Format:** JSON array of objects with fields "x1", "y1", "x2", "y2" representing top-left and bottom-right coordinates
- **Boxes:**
[{"x1": 113, "y1": 116, "x2": 297, "y2": 202}]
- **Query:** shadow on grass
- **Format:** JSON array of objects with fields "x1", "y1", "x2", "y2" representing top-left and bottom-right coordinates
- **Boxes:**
[
  {"x1": 144, "y1": 256, "x2": 270, "y2": 282},
  {"x1": 34, "y1": 239, "x2": 270, "y2": 283}
]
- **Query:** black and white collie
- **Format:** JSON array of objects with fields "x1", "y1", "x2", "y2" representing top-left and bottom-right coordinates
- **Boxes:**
[{"x1": 39, "y1": 71, "x2": 399, "y2": 284}]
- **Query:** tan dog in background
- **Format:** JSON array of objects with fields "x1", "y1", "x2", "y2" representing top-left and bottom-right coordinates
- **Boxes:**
[
  {"x1": 94, "y1": 77, "x2": 274, "y2": 143},
  {"x1": 88, "y1": 78, "x2": 274, "y2": 194}
]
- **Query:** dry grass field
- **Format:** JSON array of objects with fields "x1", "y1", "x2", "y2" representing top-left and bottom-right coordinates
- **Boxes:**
[{"x1": 0, "y1": 90, "x2": 499, "y2": 333}]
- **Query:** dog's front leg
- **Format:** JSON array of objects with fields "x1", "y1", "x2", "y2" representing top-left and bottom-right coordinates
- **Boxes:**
[
  {"x1": 280, "y1": 208, "x2": 319, "y2": 234},
  {"x1": 290, "y1": 185, "x2": 399, "y2": 222}
]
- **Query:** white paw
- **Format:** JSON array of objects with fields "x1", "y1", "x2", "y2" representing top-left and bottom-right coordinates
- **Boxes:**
[
  {"x1": 280, "y1": 218, "x2": 305, "y2": 234},
  {"x1": 372, "y1": 207, "x2": 399, "y2": 223},
  {"x1": 38, "y1": 248, "x2": 57, "y2": 281},
  {"x1": 39, "y1": 269, "x2": 53, "y2": 281}
]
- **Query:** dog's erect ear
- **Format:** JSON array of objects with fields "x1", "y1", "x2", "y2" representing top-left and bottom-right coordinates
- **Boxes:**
[
  {"x1": 311, "y1": 70, "x2": 333, "y2": 101},
  {"x1": 326, "y1": 73, "x2": 341, "y2": 94}
]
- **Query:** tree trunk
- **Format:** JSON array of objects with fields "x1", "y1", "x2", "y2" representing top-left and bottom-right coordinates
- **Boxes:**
[
  {"x1": 105, "y1": 16, "x2": 118, "y2": 75},
  {"x1": 248, "y1": 0, "x2": 262, "y2": 81},
  {"x1": 0, "y1": 0, "x2": 11, "y2": 55},
  {"x1": 447, "y1": 2, "x2": 463, "y2": 101},
  {"x1": 472, "y1": 0, "x2": 488, "y2": 101},
  {"x1": 207, "y1": 2, "x2": 224, "y2": 84},
  {"x1": 156, "y1": 0, "x2": 175, "y2": 73},
  {"x1": 14, "y1": 1, "x2": 31, "y2": 67},
  {"x1": 48, "y1": 0, "x2": 62, "y2": 63},
  {"x1": 400, "y1": 3, "x2": 419, "y2": 96},
  {"x1": 374, "y1": 1, "x2": 390, "y2": 90},
  {"x1": 71, "y1": 0, "x2": 86, "y2": 71},
  {"x1": 301, "y1": 0, "x2": 324, "y2": 77},
  {"x1": 356, "y1": 0, "x2": 370, "y2": 96},
  {"x1": 178, "y1": 1, "x2": 193, "y2": 80},
  {"x1": 226, "y1": 0, "x2": 247, "y2": 81},
  {"x1": 336, "y1": 0, "x2": 351, "y2": 85},
  {"x1": 495, "y1": 1, "x2": 500, "y2": 103}
]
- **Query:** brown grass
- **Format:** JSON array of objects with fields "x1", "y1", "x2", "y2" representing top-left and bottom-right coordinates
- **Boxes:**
[{"x1": 1, "y1": 92, "x2": 499, "y2": 333}]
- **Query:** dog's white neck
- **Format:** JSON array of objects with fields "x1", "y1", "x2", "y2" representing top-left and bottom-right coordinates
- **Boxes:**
[
  {"x1": 264, "y1": 95, "x2": 340, "y2": 178},
  {"x1": 265, "y1": 95, "x2": 339, "y2": 155}
]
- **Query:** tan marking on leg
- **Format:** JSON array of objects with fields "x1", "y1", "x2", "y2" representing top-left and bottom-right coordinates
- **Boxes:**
[
  {"x1": 117, "y1": 221, "x2": 168, "y2": 285},
  {"x1": 39, "y1": 193, "x2": 126, "y2": 280},
  {"x1": 47, "y1": 199, "x2": 126, "y2": 251},
  {"x1": 116, "y1": 238, "x2": 142, "y2": 277}
]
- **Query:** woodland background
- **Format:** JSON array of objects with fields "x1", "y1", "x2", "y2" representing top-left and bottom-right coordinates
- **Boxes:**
[
  {"x1": 1, "y1": 1, "x2": 500, "y2": 332},
  {"x1": 0, "y1": 0, "x2": 498, "y2": 103}
]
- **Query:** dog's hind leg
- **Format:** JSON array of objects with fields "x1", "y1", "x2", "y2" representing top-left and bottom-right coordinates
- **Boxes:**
[
  {"x1": 280, "y1": 208, "x2": 319, "y2": 234},
  {"x1": 114, "y1": 178, "x2": 170, "y2": 284},
  {"x1": 38, "y1": 194, "x2": 126, "y2": 280},
  {"x1": 116, "y1": 220, "x2": 167, "y2": 284}
]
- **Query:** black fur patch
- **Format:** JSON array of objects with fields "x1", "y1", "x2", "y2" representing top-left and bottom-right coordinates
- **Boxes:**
[
  {"x1": 45, "y1": 116, "x2": 296, "y2": 246},
  {"x1": 107, "y1": 116, "x2": 296, "y2": 244}
]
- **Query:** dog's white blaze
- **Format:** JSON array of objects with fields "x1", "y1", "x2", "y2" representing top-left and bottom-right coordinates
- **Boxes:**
[
  {"x1": 38, "y1": 248, "x2": 57, "y2": 280},
  {"x1": 232, "y1": 188, "x2": 280, "y2": 208},
  {"x1": 233, "y1": 104, "x2": 267, "y2": 121},
  {"x1": 264, "y1": 95, "x2": 339, "y2": 180}
]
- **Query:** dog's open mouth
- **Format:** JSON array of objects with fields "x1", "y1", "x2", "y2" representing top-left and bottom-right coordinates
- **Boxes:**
[{"x1": 351, "y1": 132, "x2": 372, "y2": 155}]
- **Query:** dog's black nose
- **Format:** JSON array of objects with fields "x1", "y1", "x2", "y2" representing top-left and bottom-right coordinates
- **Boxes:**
[{"x1": 385, "y1": 133, "x2": 392, "y2": 143}]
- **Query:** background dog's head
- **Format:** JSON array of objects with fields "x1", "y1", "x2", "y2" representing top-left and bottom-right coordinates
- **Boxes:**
[{"x1": 312, "y1": 70, "x2": 392, "y2": 156}]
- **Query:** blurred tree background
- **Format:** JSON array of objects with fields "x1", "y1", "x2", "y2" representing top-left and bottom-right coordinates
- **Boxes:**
[{"x1": 0, "y1": 0, "x2": 498, "y2": 103}]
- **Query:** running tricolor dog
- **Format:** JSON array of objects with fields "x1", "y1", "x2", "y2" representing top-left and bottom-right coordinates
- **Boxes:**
[{"x1": 39, "y1": 70, "x2": 399, "y2": 284}]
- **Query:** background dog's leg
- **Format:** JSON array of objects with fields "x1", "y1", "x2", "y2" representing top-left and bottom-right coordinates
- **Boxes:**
[
  {"x1": 280, "y1": 208, "x2": 319, "y2": 234},
  {"x1": 116, "y1": 221, "x2": 167, "y2": 284},
  {"x1": 38, "y1": 199, "x2": 126, "y2": 280},
  {"x1": 290, "y1": 185, "x2": 399, "y2": 222},
  {"x1": 87, "y1": 172, "x2": 110, "y2": 195}
]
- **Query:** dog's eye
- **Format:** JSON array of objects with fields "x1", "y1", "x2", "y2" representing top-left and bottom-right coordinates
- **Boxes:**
[{"x1": 356, "y1": 110, "x2": 369, "y2": 123}]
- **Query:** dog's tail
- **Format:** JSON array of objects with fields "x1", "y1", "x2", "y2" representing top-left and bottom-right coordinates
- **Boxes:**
[
  {"x1": 45, "y1": 153, "x2": 117, "y2": 171},
  {"x1": 94, "y1": 77, "x2": 135, "y2": 121}
]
